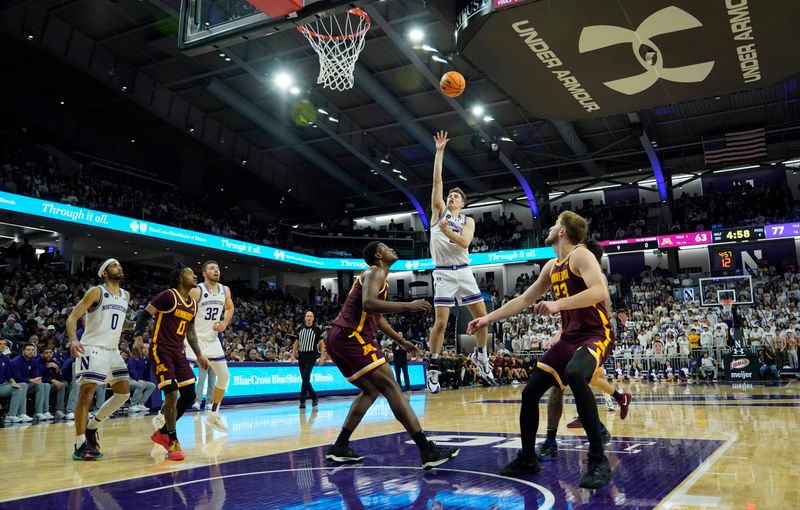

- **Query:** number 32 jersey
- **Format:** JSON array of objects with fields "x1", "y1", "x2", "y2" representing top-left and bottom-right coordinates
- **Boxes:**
[{"x1": 194, "y1": 283, "x2": 226, "y2": 342}]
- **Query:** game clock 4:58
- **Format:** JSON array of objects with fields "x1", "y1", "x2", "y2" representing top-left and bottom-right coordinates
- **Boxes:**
[{"x1": 712, "y1": 227, "x2": 765, "y2": 243}]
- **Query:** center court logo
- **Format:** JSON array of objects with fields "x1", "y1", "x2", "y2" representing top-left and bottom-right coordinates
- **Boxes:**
[{"x1": 578, "y1": 6, "x2": 714, "y2": 95}]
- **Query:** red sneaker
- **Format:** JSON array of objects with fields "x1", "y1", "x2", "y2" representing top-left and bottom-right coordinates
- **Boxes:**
[
  {"x1": 618, "y1": 392, "x2": 633, "y2": 420},
  {"x1": 150, "y1": 429, "x2": 170, "y2": 451},
  {"x1": 167, "y1": 440, "x2": 185, "y2": 461},
  {"x1": 566, "y1": 417, "x2": 582, "y2": 428}
]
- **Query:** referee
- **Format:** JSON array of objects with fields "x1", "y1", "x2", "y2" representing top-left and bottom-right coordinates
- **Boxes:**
[{"x1": 291, "y1": 311, "x2": 326, "y2": 409}]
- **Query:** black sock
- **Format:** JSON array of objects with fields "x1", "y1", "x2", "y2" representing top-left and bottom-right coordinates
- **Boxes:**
[
  {"x1": 334, "y1": 427, "x2": 353, "y2": 448},
  {"x1": 612, "y1": 390, "x2": 622, "y2": 402},
  {"x1": 159, "y1": 425, "x2": 168, "y2": 435},
  {"x1": 211, "y1": 402, "x2": 219, "y2": 412},
  {"x1": 546, "y1": 427, "x2": 557, "y2": 443},
  {"x1": 411, "y1": 431, "x2": 431, "y2": 451},
  {"x1": 167, "y1": 430, "x2": 177, "y2": 442},
  {"x1": 429, "y1": 358, "x2": 440, "y2": 370}
]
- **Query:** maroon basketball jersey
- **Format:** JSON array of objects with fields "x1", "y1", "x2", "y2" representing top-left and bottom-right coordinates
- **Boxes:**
[
  {"x1": 549, "y1": 247, "x2": 613, "y2": 347},
  {"x1": 149, "y1": 289, "x2": 197, "y2": 350},
  {"x1": 332, "y1": 273, "x2": 388, "y2": 342}
]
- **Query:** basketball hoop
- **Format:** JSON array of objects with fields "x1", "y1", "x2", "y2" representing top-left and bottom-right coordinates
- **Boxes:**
[
  {"x1": 721, "y1": 298, "x2": 734, "y2": 313},
  {"x1": 298, "y1": 8, "x2": 370, "y2": 91}
]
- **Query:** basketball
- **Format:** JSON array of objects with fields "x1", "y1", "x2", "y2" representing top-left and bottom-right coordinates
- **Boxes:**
[
  {"x1": 440, "y1": 71, "x2": 466, "y2": 97},
  {"x1": 291, "y1": 99, "x2": 318, "y2": 127}
]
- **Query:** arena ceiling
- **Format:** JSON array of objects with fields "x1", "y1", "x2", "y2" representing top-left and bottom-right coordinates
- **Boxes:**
[{"x1": 1, "y1": 0, "x2": 799, "y2": 226}]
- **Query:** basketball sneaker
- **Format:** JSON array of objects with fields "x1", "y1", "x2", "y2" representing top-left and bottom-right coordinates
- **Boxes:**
[
  {"x1": 421, "y1": 442, "x2": 459, "y2": 470},
  {"x1": 605, "y1": 395, "x2": 617, "y2": 412},
  {"x1": 579, "y1": 453, "x2": 612, "y2": 489},
  {"x1": 72, "y1": 442, "x2": 102, "y2": 461},
  {"x1": 191, "y1": 402, "x2": 201, "y2": 411},
  {"x1": 426, "y1": 368, "x2": 441, "y2": 393},
  {"x1": 500, "y1": 453, "x2": 541, "y2": 477},
  {"x1": 567, "y1": 416, "x2": 582, "y2": 428},
  {"x1": 204, "y1": 412, "x2": 228, "y2": 433},
  {"x1": 617, "y1": 392, "x2": 632, "y2": 420},
  {"x1": 150, "y1": 429, "x2": 170, "y2": 451},
  {"x1": 326, "y1": 444, "x2": 364, "y2": 463},
  {"x1": 86, "y1": 427, "x2": 101, "y2": 450},
  {"x1": 537, "y1": 439, "x2": 558, "y2": 461},
  {"x1": 470, "y1": 351, "x2": 495, "y2": 384},
  {"x1": 166, "y1": 440, "x2": 185, "y2": 461}
]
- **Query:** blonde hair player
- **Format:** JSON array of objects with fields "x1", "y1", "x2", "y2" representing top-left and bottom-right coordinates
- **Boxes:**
[
  {"x1": 468, "y1": 211, "x2": 614, "y2": 489},
  {"x1": 183, "y1": 260, "x2": 234, "y2": 432},
  {"x1": 426, "y1": 130, "x2": 493, "y2": 392},
  {"x1": 66, "y1": 258, "x2": 131, "y2": 461}
]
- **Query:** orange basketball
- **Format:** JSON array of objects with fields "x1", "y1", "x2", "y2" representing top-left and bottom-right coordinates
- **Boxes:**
[{"x1": 440, "y1": 71, "x2": 466, "y2": 97}]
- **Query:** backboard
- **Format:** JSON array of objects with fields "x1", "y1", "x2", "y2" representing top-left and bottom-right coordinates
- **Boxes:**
[
  {"x1": 698, "y1": 275, "x2": 753, "y2": 307},
  {"x1": 178, "y1": 0, "x2": 368, "y2": 55}
]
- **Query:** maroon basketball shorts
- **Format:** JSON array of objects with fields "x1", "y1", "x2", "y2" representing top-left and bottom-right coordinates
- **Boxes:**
[
  {"x1": 536, "y1": 337, "x2": 612, "y2": 389},
  {"x1": 326, "y1": 325, "x2": 387, "y2": 382},
  {"x1": 150, "y1": 344, "x2": 195, "y2": 390}
]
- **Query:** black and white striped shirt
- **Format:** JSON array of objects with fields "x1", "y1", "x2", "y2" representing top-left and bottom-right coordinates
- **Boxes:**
[{"x1": 296, "y1": 325, "x2": 323, "y2": 353}]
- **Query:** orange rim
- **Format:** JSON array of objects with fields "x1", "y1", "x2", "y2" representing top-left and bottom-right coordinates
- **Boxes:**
[{"x1": 297, "y1": 8, "x2": 371, "y2": 41}]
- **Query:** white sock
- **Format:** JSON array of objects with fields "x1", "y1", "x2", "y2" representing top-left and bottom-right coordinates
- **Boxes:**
[
  {"x1": 76, "y1": 434, "x2": 85, "y2": 448},
  {"x1": 86, "y1": 418, "x2": 100, "y2": 431},
  {"x1": 431, "y1": 353, "x2": 439, "y2": 360}
]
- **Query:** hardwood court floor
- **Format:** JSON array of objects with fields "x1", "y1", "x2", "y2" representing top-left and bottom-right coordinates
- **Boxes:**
[{"x1": 1, "y1": 380, "x2": 797, "y2": 509}]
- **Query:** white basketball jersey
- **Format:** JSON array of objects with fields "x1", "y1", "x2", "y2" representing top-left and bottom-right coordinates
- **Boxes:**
[
  {"x1": 80, "y1": 285, "x2": 128, "y2": 348},
  {"x1": 430, "y1": 209, "x2": 469, "y2": 266},
  {"x1": 195, "y1": 282, "x2": 226, "y2": 341}
]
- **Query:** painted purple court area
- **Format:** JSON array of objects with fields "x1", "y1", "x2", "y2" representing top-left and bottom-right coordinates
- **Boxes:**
[{"x1": 4, "y1": 431, "x2": 723, "y2": 509}]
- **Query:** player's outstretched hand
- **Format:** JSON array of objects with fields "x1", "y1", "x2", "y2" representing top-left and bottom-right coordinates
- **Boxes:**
[
  {"x1": 212, "y1": 321, "x2": 227, "y2": 332},
  {"x1": 196, "y1": 355, "x2": 209, "y2": 370},
  {"x1": 535, "y1": 300, "x2": 560, "y2": 315},
  {"x1": 434, "y1": 130, "x2": 449, "y2": 151},
  {"x1": 407, "y1": 299, "x2": 432, "y2": 313},
  {"x1": 467, "y1": 316, "x2": 491, "y2": 335}
]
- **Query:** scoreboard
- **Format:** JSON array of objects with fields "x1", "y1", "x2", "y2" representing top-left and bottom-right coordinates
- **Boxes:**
[{"x1": 712, "y1": 226, "x2": 765, "y2": 243}]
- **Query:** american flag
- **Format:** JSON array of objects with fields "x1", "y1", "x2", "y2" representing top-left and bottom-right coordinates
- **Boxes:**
[{"x1": 702, "y1": 128, "x2": 766, "y2": 165}]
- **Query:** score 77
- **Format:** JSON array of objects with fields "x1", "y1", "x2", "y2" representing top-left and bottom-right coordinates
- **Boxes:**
[{"x1": 770, "y1": 226, "x2": 785, "y2": 236}]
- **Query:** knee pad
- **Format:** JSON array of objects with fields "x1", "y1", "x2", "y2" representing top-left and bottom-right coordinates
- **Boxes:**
[{"x1": 212, "y1": 362, "x2": 230, "y2": 390}]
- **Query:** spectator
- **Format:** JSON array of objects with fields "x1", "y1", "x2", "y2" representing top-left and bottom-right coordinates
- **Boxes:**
[
  {"x1": 127, "y1": 343, "x2": 155, "y2": 412},
  {"x1": 40, "y1": 347, "x2": 66, "y2": 419},
  {"x1": 698, "y1": 352, "x2": 717, "y2": 381},
  {"x1": 10, "y1": 343, "x2": 51, "y2": 420},
  {"x1": 0, "y1": 338, "x2": 30, "y2": 423},
  {"x1": 758, "y1": 346, "x2": 780, "y2": 380}
]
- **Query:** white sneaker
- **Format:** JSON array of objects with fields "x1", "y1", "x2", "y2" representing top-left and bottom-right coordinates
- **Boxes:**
[
  {"x1": 191, "y1": 402, "x2": 201, "y2": 411},
  {"x1": 4, "y1": 415, "x2": 21, "y2": 423},
  {"x1": 426, "y1": 369, "x2": 441, "y2": 393},
  {"x1": 55, "y1": 411, "x2": 66, "y2": 419},
  {"x1": 135, "y1": 405, "x2": 149, "y2": 412},
  {"x1": 43, "y1": 412, "x2": 54, "y2": 420},
  {"x1": 152, "y1": 412, "x2": 166, "y2": 430},
  {"x1": 65, "y1": 413, "x2": 75, "y2": 420},
  {"x1": 470, "y1": 352, "x2": 495, "y2": 383},
  {"x1": 204, "y1": 412, "x2": 228, "y2": 432},
  {"x1": 204, "y1": 402, "x2": 212, "y2": 411},
  {"x1": 606, "y1": 396, "x2": 617, "y2": 412},
  {"x1": 19, "y1": 414, "x2": 33, "y2": 422},
  {"x1": 34, "y1": 413, "x2": 48, "y2": 421}
]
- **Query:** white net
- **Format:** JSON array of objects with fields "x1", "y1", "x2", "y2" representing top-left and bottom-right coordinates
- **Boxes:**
[{"x1": 298, "y1": 8, "x2": 370, "y2": 92}]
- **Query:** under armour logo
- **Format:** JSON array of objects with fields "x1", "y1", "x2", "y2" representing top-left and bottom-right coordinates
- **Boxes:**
[
  {"x1": 578, "y1": 6, "x2": 714, "y2": 95},
  {"x1": 273, "y1": 250, "x2": 286, "y2": 261}
]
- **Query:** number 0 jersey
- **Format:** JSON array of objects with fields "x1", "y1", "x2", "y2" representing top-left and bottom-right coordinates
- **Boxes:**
[
  {"x1": 148, "y1": 289, "x2": 197, "y2": 352},
  {"x1": 194, "y1": 282, "x2": 226, "y2": 341},
  {"x1": 80, "y1": 284, "x2": 129, "y2": 349}
]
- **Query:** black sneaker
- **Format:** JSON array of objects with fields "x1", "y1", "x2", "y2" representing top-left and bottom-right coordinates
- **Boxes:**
[
  {"x1": 299, "y1": 402, "x2": 306, "y2": 409},
  {"x1": 579, "y1": 453, "x2": 612, "y2": 489},
  {"x1": 326, "y1": 444, "x2": 364, "y2": 463},
  {"x1": 421, "y1": 442, "x2": 459, "y2": 470},
  {"x1": 86, "y1": 427, "x2": 101, "y2": 450},
  {"x1": 500, "y1": 453, "x2": 541, "y2": 477},
  {"x1": 312, "y1": 400, "x2": 319, "y2": 407},
  {"x1": 72, "y1": 441, "x2": 102, "y2": 461},
  {"x1": 600, "y1": 428, "x2": 611, "y2": 445},
  {"x1": 537, "y1": 439, "x2": 558, "y2": 461}
]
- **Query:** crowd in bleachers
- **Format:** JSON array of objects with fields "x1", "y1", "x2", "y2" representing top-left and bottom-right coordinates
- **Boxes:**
[
  {"x1": 472, "y1": 212, "x2": 530, "y2": 252},
  {"x1": 0, "y1": 128, "x2": 280, "y2": 247}
]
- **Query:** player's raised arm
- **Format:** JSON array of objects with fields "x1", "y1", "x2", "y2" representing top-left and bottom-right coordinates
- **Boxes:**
[
  {"x1": 66, "y1": 286, "x2": 102, "y2": 356},
  {"x1": 362, "y1": 268, "x2": 431, "y2": 315},
  {"x1": 467, "y1": 259, "x2": 556, "y2": 333},
  {"x1": 431, "y1": 131, "x2": 448, "y2": 219}
]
